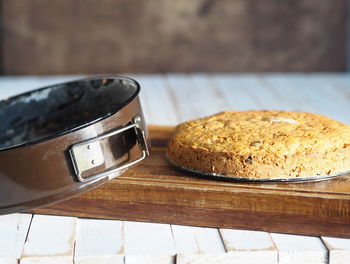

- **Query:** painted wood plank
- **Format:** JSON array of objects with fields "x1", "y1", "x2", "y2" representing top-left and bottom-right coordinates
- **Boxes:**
[
  {"x1": 235, "y1": 75, "x2": 296, "y2": 111},
  {"x1": 0, "y1": 214, "x2": 32, "y2": 264},
  {"x1": 21, "y1": 214, "x2": 77, "y2": 264},
  {"x1": 189, "y1": 74, "x2": 229, "y2": 115},
  {"x1": 332, "y1": 76, "x2": 350, "y2": 96},
  {"x1": 322, "y1": 237, "x2": 350, "y2": 264},
  {"x1": 271, "y1": 233, "x2": 328, "y2": 264},
  {"x1": 260, "y1": 74, "x2": 317, "y2": 112},
  {"x1": 263, "y1": 74, "x2": 350, "y2": 124},
  {"x1": 172, "y1": 225, "x2": 229, "y2": 264},
  {"x1": 0, "y1": 75, "x2": 82, "y2": 99},
  {"x1": 314, "y1": 73, "x2": 350, "y2": 91},
  {"x1": 290, "y1": 75, "x2": 350, "y2": 124},
  {"x1": 165, "y1": 74, "x2": 228, "y2": 122},
  {"x1": 214, "y1": 73, "x2": 337, "y2": 114},
  {"x1": 74, "y1": 218, "x2": 124, "y2": 264},
  {"x1": 311, "y1": 75, "x2": 350, "y2": 124},
  {"x1": 219, "y1": 229, "x2": 278, "y2": 264},
  {"x1": 213, "y1": 74, "x2": 265, "y2": 110},
  {"x1": 136, "y1": 74, "x2": 179, "y2": 125},
  {"x1": 124, "y1": 221, "x2": 176, "y2": 264},
  {"x1": 165, "y1": 74, "x2": 200, "y2": 122}
]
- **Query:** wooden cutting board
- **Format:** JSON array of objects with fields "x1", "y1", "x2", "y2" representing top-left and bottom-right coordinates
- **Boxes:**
[{"x1": 32, "y1": 126, "x2": 350, "y2": 238}]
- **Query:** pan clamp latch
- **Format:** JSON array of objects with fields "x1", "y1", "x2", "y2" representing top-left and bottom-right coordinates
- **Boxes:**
[{"x1": 69, "y1": 115, "x2": 149, "y2": 182}]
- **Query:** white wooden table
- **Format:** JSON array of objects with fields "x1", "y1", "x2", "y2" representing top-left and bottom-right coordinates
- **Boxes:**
[{"x1": 0, "y1": 74, "x2": 350, "y2": 264}]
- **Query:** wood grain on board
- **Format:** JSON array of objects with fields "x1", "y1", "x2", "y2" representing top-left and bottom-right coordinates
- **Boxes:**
[{"x1": 32, "y1": 126, "x2": 350, "y2": 238}]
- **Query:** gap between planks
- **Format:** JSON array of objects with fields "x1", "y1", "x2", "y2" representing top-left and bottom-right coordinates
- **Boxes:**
[
  {"x1": 21, "y1": 214, "x2": 77, "y2": 264},
  {"x1": 0, "y1": 214, "x2": 32, "y2": 264}
]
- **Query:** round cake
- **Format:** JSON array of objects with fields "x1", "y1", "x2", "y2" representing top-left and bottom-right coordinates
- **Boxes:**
[{"x1": 167, "y1": 110, "x2": 350, "y2": 180}]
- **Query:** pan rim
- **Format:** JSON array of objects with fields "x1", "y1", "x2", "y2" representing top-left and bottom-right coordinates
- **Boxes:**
[{"x1": 0, "y1": 75, "x2": 140, "y2": 152}]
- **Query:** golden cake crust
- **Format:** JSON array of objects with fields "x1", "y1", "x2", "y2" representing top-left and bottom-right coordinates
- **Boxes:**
[{"x1": 167, "y1": 110, "x2": 350, "y2": 179}]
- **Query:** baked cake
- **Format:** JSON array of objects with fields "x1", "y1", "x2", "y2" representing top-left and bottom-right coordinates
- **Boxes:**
[{"x1": 167, "y1": 110, "x2": 350, "y2": 180}]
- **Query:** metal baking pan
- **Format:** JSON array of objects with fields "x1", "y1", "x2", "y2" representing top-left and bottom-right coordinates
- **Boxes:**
[
  {"x1": 167, "y1": 157, "x2": 350, "y2": 183},
  {"x1": 0, "y1": 75, "x2": 150, "y2": 215}
]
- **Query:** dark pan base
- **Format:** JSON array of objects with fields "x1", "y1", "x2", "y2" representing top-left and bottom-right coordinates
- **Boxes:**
[{"x1": 167, "y1": 156, "x2": 350, "y2": 183}]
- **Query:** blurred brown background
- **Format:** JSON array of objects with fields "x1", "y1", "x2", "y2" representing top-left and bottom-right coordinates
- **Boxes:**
[{"x1": 0, "y1": 0, "x2": 348, "y2": 75}]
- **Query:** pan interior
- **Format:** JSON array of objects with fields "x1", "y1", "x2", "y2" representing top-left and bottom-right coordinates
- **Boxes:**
[{"x1": 0, "y1": 77, "x2": 139, "y2": 150}]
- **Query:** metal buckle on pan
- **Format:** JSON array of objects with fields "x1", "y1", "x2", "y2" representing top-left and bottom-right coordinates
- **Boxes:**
[{"x1": 69, "y1": 115, "x2": 149, "y2": 182}]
